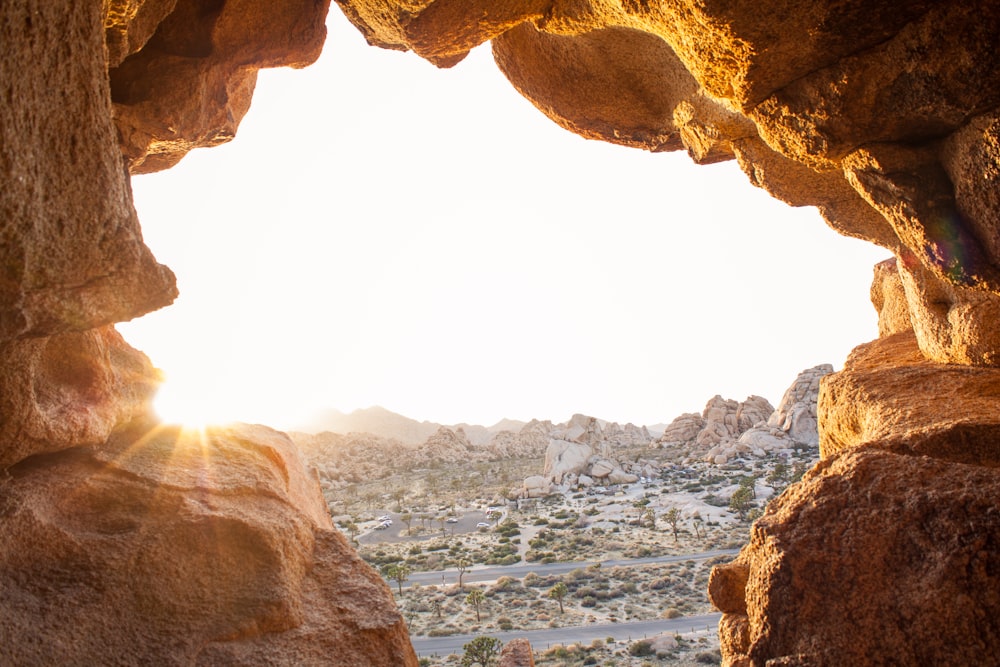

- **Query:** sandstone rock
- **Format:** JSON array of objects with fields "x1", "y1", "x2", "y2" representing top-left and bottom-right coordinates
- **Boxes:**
[
  {"x1": 765, "y1": 364, "x2": 832, "y2": 444},
  {"x1": 711, "y1": 446, "x2": 1000, "y2": 666},
  {"x1": 521, "y1": 475, "x2": 551, "y2": 499},
  {"x1": 607, "y1": 468, "x2": 639, "y2": 485},
  {"x1": 656, "y1": 412, "x2": 706, "y2": 448},
  {"x1": 0, "y1": 327, "x2": 159, "y2": 469},
  {"x1": 588, "y1": 457, "x2": 616, "y2": 479},
  {"x1": 578, "y1": 474, "x2": 594, "y2": 487},
  {"x1": 819, "y1": 332, "x2": 1000, "y2": 466},
  {"x1": 498, "y1": 637, "x2": 535, "y2": 667},
  {"x1": 0, "y1": 420, "x2": 416, "y2": 666},
  {"x1": 895, "y1": 248, "x2": 1000, "y2": 366},
  {"x1": 542, "y1": 439, "x2": 593, "y2": 484},
  {"x1": 870, "y1": 257, "x2": 912, "y2": 337},
  {"x1": 1, "y1": 1, "x2": 177, "y2": 342},
  {"x1": 109, "y1": 0, "x2": 329, "y2": 173}
]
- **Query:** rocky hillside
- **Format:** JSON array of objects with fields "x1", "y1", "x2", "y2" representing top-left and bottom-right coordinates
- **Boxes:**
[
  {"x1": 655, "y1": 365, "x2": 832, "y2": 464},
  {"x1": 291, "y1": 412, "x2": 654, "y2": 487}
]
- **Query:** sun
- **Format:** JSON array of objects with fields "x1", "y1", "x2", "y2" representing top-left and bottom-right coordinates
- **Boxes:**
[{"x1": 151, "y1": 379, "x2": 235, "y2": 430}]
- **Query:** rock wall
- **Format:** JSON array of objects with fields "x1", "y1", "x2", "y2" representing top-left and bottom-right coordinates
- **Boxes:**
[
  {"x1": 1, "y1": 0, "x2": 416, "y2": 664},
  {"x1": 4, "y1": 0, "x2": 1000, "y2": 664}
]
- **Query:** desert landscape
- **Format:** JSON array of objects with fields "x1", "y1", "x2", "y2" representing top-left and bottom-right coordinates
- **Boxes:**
[{"x1": 292, "y1": 365, "x2": 827, "y2": 664}]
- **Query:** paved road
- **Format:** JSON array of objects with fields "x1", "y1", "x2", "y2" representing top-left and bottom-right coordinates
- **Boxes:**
[
  {"x1": 404, "y1": 548, "x2": 739, "y2": 588},
  {"x1": 411, "y1": 613, "x2": 723, "y2": 657}
]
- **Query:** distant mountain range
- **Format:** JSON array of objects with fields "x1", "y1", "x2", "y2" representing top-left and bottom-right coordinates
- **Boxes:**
[
  {"x1": 296, "y1": 406, "x2": 529, "y2": 445},
  {"x1": 296, "y1": 405, "x2": 666, "y2": 444}
]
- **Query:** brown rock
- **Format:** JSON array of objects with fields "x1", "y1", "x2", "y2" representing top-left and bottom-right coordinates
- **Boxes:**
[
  {"x1": 869, "y1": 258, "x2": 911, "y2": 338},
  {"x1": 109, "y1": 0, "x2": 330, "y2": 172},
  {"x1": 713, "y1": 447, "x2": 1000, "y2": 666},
  {"x1": 708, "y1": 562, "x2": 749, "y2": 615},
  {"x1": 718, "y1": 613, "x2": 751, "y2": 667},
  {"x1": 818, "y1": 332, "x2": 1000, "y2": 466},
  {"x1": 1, "y1": 1, "x2": 177, "y2": 341},
  {"x1": 0, "y1": 326, "x2": 159, "y2": 469},
  {"x1": 896, "y1": 249, "x2": 1000, "y2": 365},
  {"x1": 498, "y1": 637, "x2": 536, "y2": 667},
  {"x1": 0, "y1": 421, "x2": 417, "y2": 666}
]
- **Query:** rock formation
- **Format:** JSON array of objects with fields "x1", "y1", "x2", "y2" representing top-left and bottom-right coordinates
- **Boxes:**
[
  {"x1": 0, "y1": 419, "x2": 415, "y2": 665},
  {"x1": 1, "y1": 0, "x2": 418, "y2": 664},
  {"x1": 5, "y1": 0, "x2": 1000, "y2": 663},
  {"x1": 737, "y1": 364, "x2": 833, "y2": 455},
  {"x1": 655, "y1": 394, "x2": 782, "y2": 464}
]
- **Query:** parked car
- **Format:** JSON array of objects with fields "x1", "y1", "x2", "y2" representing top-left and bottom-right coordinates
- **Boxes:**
[
  {"x1": 377, "y1": 515, "x2": 391, "y2": 522},
  {"x1": 374, "y1": 521, "x2": 390, "y2": 530},
  {"x1": 476, "y1": 522, "x2": 491, "y2": 528},
  {"x1": 446, "y1": 517, "x2": 459, "y2": 523}
]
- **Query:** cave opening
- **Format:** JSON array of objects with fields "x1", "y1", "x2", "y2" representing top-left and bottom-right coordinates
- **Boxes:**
[{"x1": 117, "y1": 8, "x2": 886, "y2": 433}]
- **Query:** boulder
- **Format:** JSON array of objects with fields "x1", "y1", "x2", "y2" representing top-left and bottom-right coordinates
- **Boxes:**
[
  {"x1": 521, "y1": 475, "x2": 551, "y2": 499},
  {"x1": 588, "y1": 457, "x2": 616, "y2": 479},
  {"x1": 0, "y1": 420, "x2": 416, "y2": 666},
  {"x1": 607, "y1": 468, "x2": 639, "y2": 485},
  {"x1": 656, "y1": 412, "x2": 706, "y2": 448},
  {"x1": 711, "y1": 446, "x2": 1000, "y2": 666},
  {"x1": 819, "y1": 332, "x2": 1000, "y2": 466},
  {"x1": 542, "y1": 439, "x2": 593, "y2": 484}
]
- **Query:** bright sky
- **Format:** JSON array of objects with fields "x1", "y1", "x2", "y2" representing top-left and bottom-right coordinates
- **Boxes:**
[{"x1": 118, "y1": 10, "x2": 889, "y2": 431}]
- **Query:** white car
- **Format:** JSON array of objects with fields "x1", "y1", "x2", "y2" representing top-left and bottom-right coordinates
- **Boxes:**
[
  {"x1": 446, "y1": 517, "x2": 459, "y2": 523},
  {"x1": 377, "y1": 515, "x2": 391, "y2": 522},
  {"x1": 374, "y1": 522, "x2": 390, "y2": 530},
  {"x1": 476, "y1": 522, "x2": 491, "y2": 528}
]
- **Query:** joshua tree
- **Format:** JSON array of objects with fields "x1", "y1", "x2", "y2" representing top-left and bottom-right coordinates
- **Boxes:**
[
  {"x1": 383, "y1": 563, "x2": 411, "y2": 595},
  {"x1": 457, "y1": 558, "x2": 470, "y2": 590},
  {"x1": 465, "y1": 588, "x2": 485, "y2": 622},
  {"x1": 663, "y1": 507, "x2": 682, "y2": 542},
  {"x1": 392, "y1": 488, "x2": 406, "y2": 512},
  {"x1": 400, "y1": 512, "x2": 413, "y2": 534},
  {"x1": 691, "y1": 511, "x2": 705, "y2": 540},
  {"x1": 644, "y1": 507, "x2": 656, "y2": 529},
  {"x1": 461, "y1": 636, "x2": 502, "y2": 667},
  {"x1": 548, "y1": 582, "x2": 568, "y2": 614},
  {"x1": 343, "y1": 521, "x2": 360, "y2": 543}
]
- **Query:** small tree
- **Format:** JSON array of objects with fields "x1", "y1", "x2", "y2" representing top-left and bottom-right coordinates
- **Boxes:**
[
  {"x1": 400, "y1": 512, "x2": 413, "y2": 534},
  {"x1": 457, "y1": 558, "x2": 470, "y2": 590},
  {"x1": 767, "y1": 462, "x2": 789, "y2": 488},
  {"x1": 461, "y1": 636, "x2": 502, "y2": 667},
  {"x1": 343, "y1": 521, "x2": 359, "y2": 543},
  {"x1": 729, "y1": 486, "x2": 754, "y2": 521},
  {"x1": 392, "y1": 488, "x2": 406, "y2": 512},
  {"x1": 466, "y1": 588, "x2": 486, "y2": 622},
  {"x1": 438, "y1": 515, "x2": 448, "y2": 537},
  {"x1": 548, "y1": 582, "x2": 568, "y2": 614},
  {"x1": 643, "y1": 507, "x2": 656, "y2": 529},
  {"x1": 691, "y1": 511, "x2": 704, "y2": 540},
  {"x1": 663, "y1": 507, "x2": 682, "y2": 543},
  {"x1": 383, "y1": 563, "x2": 411, "y2": 595}
]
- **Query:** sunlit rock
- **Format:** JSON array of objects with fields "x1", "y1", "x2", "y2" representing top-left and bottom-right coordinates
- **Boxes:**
[{"x1": 0, "y1": 421, "x2": 416, "y2": 666}]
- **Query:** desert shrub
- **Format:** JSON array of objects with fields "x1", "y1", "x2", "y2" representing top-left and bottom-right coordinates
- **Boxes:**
[
  {"x1": 662, "y1": 608, "x2": 682, "y2": 619},
  {"x1": 490, "y1": 576, "x2": 520, "y2": 593},
  {"x1": 696, "y1": 650, "x2": 722, "y2": 664},
  {"x1": 647, "y1": 577, "x2": 671, "y2": 591},
  {"x1": 427, "y1": 627, "x2": 456, "y2": 637},
  {"x1": 496, "y1": 616, "x2": 514, "y2": 631},
  {"x1": 628, "y1": 640, "x2": 655, "y2": 657},
  {"x1": 581, "y1": 596, "x2": 598, "y2": 607}
]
